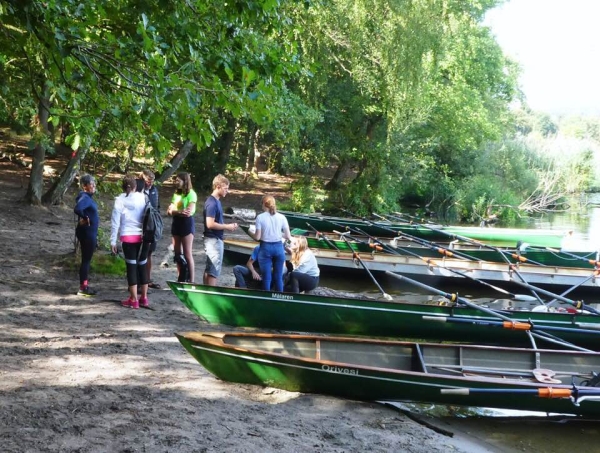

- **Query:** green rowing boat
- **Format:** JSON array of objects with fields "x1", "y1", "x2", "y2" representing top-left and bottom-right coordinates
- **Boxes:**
[
  {"x1": 176, "y1": 331, "x2": 600, "y2": 417},
  {"x1": 281, "y1": 211, "x2": 568, "y2": 248},
  {"x1": 168, "y1": 282, "x2": 600, "y2": 350}
]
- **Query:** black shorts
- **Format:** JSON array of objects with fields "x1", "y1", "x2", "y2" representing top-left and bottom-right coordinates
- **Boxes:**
[{"x1": 171, "y1": 216, "x2": 195, "y2": 237}]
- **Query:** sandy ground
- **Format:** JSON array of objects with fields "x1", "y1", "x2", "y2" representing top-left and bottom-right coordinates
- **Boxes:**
[{"x1": 0, "y1": 158, "x2": 596, "y2": 453}]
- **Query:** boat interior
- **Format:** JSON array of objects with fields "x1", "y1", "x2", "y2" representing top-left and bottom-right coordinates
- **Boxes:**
[{"x1": 222, "y1": 334, "x2": 600, "y2": 386}]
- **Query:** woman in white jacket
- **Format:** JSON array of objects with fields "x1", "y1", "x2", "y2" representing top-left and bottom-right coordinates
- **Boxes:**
[{"x1": 111, "y1": 175, "x2": 149, "y2": 309}]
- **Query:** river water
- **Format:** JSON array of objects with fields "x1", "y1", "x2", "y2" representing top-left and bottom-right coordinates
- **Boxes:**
[{"x1": 533, "y1": 192, "x2": 600, "y2": 250}]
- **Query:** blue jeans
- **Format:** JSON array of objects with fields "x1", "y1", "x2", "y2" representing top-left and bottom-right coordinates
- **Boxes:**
[
  {"x1": 258, "y1": 241, "x2": 285, "y2": 292},
  {"x1": 233, "y1": 264, "x2": 263, "y2": 289}
]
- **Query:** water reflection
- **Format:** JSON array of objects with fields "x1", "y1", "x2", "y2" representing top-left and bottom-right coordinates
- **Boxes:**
[{"x1": 534, "y1": 193, "x2": 600, "y2": 250}]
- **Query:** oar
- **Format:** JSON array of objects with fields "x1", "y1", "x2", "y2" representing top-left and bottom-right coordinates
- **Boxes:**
[
  {"x1": 510, "y1": 279, "x2": 600, "y2": 315},
  {"x1": 422, "y1": 316, "x2": 600, "y2": 340},
  {"x1": 335, "y1": 226, "x2": 537, "y2": 302},
  {"x1": 378, "y1": 211, "x2": 439, "y2": 226},
  {"x1": 387, "y1": 212, "x2": 549, "y2": 266},
  {"x1": 335, "y1": 232, "x2": 392, "y2": 300},
  {"x1": 546, "y1": 272, "x2": 599, "y2": 307},
  {"x1": 389, "y1": 212, "x2": 548, "y2": 304},
  {"x1": 431, "y1": 365, "x2": 564, "y2": 384},
  {"x1": 537, "y1": 246, "x2": 600, "y2": 267},
  {"x1": 359, "y1": 217, "x2": 484, "y2": 262},
  {"x1": 332, "y1": 219, "x2": 483, "y2": 263},
  {"x1": 440, "y1": 386, "x2": 600, "y2": 405},
  {"x1": 306, "y1": 223, "x2": 346, "y2": 253},
  {"x1": 386, "y1": 272, "x2": 592, "y2": 352}
]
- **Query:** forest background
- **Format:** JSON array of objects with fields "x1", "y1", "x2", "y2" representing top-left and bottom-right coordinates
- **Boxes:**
[{"x1": 2, "y1": 0, "x2": 600, "y2": 225}]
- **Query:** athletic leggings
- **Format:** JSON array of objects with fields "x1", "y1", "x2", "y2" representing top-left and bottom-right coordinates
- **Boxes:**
[
  {"x1": 122, "y1": 242, "x2": 149, "y2": 287},
  {"x1": 77, "y1": 234, "x2": 96, "y2": 285}
]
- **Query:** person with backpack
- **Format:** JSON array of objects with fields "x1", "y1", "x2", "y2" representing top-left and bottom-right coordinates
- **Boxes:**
[
  {"x1": 140, "y1": 170, "x2": 161, "y2": 289},
  {"x1": 74, "y1": 174, "x2": 99, "y2": 296},
  {"x1": 110, "y1": 175, "x2": 149, "y2": 309},
  {"x1": 167, "y1": 172, "x2": 197, "y2": 283}
]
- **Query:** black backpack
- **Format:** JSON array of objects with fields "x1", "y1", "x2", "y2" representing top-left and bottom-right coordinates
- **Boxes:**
[{"x1": 141, "y1": 198, "x2": 163, "y2": 243}]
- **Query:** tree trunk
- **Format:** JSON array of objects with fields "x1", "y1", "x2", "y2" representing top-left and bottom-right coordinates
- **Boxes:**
[
  {"x1": 325, "y1": 160, "x2": 350, "y2": 190},
  {"x1": 244, "y1": 124, "x2": 255, "y2": 174},
  {"x1": 251, "y1": 128, "x2": 261, "y2": 174},
  {"x1": 156, "y1": 140, "x2": 194, "y2": 184},
  {"x1": 25, "y1": 83, "x2": 51, "y2": 205},
  {"x1": 42, "y1": 146, "x2": 92, "y2": 206},
  {"x1": 42, "y1": 117, "x2": 102, "y2": 205},
  {"x1": 215, "y1": 115, "x2": 237, "y2": 175},
  {"x1": 353, "y1": 157, "x2": 369, "y2": 182}
]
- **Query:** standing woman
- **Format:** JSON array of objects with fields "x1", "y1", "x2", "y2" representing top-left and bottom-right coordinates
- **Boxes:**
[
  {"x1": 248, "y1": 195, "x2": 291, "y2": 291},
  {"x1": 74, "y1": 174, "x2": 99, "y2": 296},
  {"x1": 286, "y1": 236, "x2": 320, "y2": 293},
  {"x1": 167, "y1": 172, "x2": 197, "y2": 283},
  {"x1": 110, "y1": 175, "x2": 149, "y2": 309}
]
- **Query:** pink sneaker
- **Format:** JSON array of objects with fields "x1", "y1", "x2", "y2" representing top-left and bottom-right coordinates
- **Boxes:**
[
  {"x1": 139, "y1": 296, "x2": 149, "y2": 308},
  {"x1": 121, "y1": 297, "x2": 139, "y2": 309}
]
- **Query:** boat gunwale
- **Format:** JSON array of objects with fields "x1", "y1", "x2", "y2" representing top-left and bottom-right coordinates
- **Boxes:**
[{"x1": 168, "y1": 281, "x2": 598, "y2": 326}]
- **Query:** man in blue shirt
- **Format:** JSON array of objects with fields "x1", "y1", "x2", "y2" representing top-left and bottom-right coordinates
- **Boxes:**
[
  {"x1": 233, "y1": 245, "x2": 289, "y2": 290},
  {"x1": 203, "y1": 174, "x2": 238, "y2": 286}
]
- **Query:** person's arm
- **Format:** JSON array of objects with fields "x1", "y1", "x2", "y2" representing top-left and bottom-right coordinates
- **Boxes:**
[
  {"x1": 166, "y1": 195, "x2": 177, "y2": 216},
  {"x1": 246, "y1": 257, "x2": 262, "y2": 281},
  {"x1": 282, "y1": 217, "x2": 292, "y2": 241},
  {"x1": 74, "y1": 195, "x2": 91, "y2": 223},
  {"x1": 181, "y1": 202, "x2": 196, "y2": 217},
  {"x1": 110, "y1": 197, "x2": 123, "y2": 253},
  {"x1": 247, "y1": 223, "x2": 261, "y2": 241},
  {"x1": 206, "y1": 216, "x2": 238, "y2": 231}
]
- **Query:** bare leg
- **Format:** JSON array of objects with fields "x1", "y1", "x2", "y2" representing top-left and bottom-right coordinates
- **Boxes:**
[
  {"x1": 146, "y1": 249, "x2": 153, "y2": 282},
  {"x1": 204, "y1": 273, "x2": 217, "y2": 286},
  {"x1": 181, "y1": 234, "x2": 195, "y2": 283},
  {"x1": 128, "y1": 284, "x2": 138, "y2": 301},
  {"x1": 173, "y1": 235, "x2": 182, "y2": 277}
]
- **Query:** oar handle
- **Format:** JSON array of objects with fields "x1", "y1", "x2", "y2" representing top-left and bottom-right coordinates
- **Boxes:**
[{"x1": 441, "y1": 388, "x2": 575, "y2": 398}]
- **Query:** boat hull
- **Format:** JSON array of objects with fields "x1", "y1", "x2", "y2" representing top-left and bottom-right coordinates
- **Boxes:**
[
  {"x1": 168, "y1": 282, "x2": 600, "y2": 350},
  {"x1": 177, "y1": 332, "x2": 600, "y2": 417}
]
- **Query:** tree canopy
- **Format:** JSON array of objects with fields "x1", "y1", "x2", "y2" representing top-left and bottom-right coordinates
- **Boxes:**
[{"x1": 3, "y1": 0, "x2": 593, "y2": 222}]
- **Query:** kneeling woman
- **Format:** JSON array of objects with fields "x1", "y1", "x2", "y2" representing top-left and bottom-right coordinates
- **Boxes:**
[
  {"x1": 286, "y1": 236, "x2": 320, "y2": 293},
  {"x1": 111, "y1": 175, "x2": 149, "y2": 309}
]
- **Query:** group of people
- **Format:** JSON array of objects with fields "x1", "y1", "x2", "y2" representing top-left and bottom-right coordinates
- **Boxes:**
[
  {"x1": 235, "y1": 196, "x2": 320, "y2": 293},
  {"x1": 73, "y1": 172, "x2": 319, "y2": 307}
]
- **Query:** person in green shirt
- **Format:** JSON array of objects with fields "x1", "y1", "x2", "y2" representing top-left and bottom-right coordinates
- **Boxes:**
[{"x1": 167, "y1": 172, "x2": 197, "y2": 282}]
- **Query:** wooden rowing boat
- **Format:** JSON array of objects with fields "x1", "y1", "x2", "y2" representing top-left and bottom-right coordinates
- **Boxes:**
[
  {"x1": 167, "y1": 282, "x2": 600, "y2": 350},
  {"x1": 224, "y1": 238, "x2": 600, "y2": 293},
  {"x1": 281, "y1": 211, "x2": 568, "y2": 248},
  {"x1": 176, "y1": 331, "x2": 600, "y2": 417}
]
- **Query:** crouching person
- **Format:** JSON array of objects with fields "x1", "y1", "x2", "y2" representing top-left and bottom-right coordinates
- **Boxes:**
[
  {"x1": 233, "y1": 244, "x2": 287, "y2": 290},
  {"x1": 285, "y1": 236, "x2": 320, "y2": 293}
]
